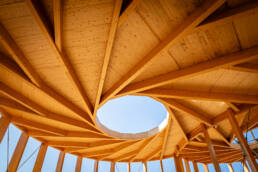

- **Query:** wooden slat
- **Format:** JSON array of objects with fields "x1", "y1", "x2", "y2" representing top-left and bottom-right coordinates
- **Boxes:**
[
  {"x1": 137, "y1": 88, "x2": 258, "y2": 104},
  {"x1": 160, "y1": 111, "x2": 172, "y2": 159},
  {"x1": 53, "y1": 0, "x2": 62, "y2": 51},
  {"x1": 203, "y1": 164, "x2": 209, "y2": 172},
  {"x1": 227, "y1": 63, "x2": 258, "y2": 74},
  {"x1": 184, "y1": 160, "x2": 191, "y2": 172},
  {"x1": 56, "y1": 151, "x2": 65, "y2": 172},
  {"x1": 25, "y1": 0, "x2": 94, "y2": 117},
  {"x1": 174, "y1": 156, "x2": 183, "y2": 172},
  {"x1": 0, "y1": 22, "x2": 42, "y2": 86},
  {"x1": 94, "y1": 160, "x2": 99, "y2": 172},
  {"x1": 0, "y1": 116, "x2": 9, "y2": 143},
  {"x1": 193, "y1": 162, "x2": 199, "y2": 172},
  {"x1": 7, "y1": 132, "x2": 29, "y2": 172},
  {"x1": 160, "y1": 160, "x2": 164, "y2": 172},
  {"x1": 75, "y1": 157, "x2": 82, "y2": 172},
  {"x1": 111, "y1": 162, "x2": 115, "y2": 172},
  {"x1": 227, "y1": 109, "x2": 258, "y2": 172},
  {"x1": 118, "y1": 0, "x2": 141, "y2": 27},
  {"x1": 243, "y1": 161, "x2": 250, "y2": 172},
  {"x1": 202, "y1": 124, "x2": 221, "y2": 172},
  {"x1": 120, "y1": 46, "x2": 258, "y2": 96},
  {"x1": 227, "y1": 163, "x2": 234, "y2": 172},
  {"x1": 33, "y1": 143, "x2": 48, "y2": 172},
  {"x1": 94, "y1": 0, "x2": 122, "y2": 116},
  {"x1": 100, "y1": 0, "x2": 226, "y2": 106}
]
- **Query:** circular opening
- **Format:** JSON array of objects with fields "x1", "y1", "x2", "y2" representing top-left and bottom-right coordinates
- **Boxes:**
[{"x1": 96, "y1": 95, "x2": 169, "y2": 139}]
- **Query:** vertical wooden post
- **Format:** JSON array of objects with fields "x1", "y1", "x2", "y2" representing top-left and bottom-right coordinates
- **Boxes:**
[
  {"x1": 203, "y1": 164, "x2": 209, "y2": 172},
  {"x1": 7, "y1": 132, "x2": 29, "y2": 172},
  {"x1": 56, "y1": 151, "x2": 65, "y2": 172},
  {"x1": 75, "y1": 156, "x2": 82, "y2": 172},
  {"x1": 111, "y1": 161, "x2": 115, "y2": 172},
  {"x1": 174, "y1": 156, "x2": 183, "y2": 172},
  {"x1": 128, "y1": 162, "x2": 131, "y2": 172},
  {"x1": 227, "y1": 109, "x2": 258, "y2": 172},
  {"x1": 184, "y1": 160, "x2": 191, "y2": 172},
  {"x1": 193, "y1": 162, "x2": 199, "y2": 172},
  {"x1": 94, "y1": 160, "x2": 99, "y2": 172},
  {"x1": 143, "y1": 161, "x2": 147, "y2": 172},
  {"x1": 227, "y1": 163, "x2": 234, "y2": 172},
  {"x1": 0, "y1": 117, "x2": 9, "y2": 143},
  {"x1": 160, "y1": 160, "x2": 164, "y2": 172},
  {"x1": 33, "y1": 143, "x2": 48, "y2": 172},
  {"x1": 243, "y1": 161, "x2": 250, "y2": 172},
  {"x1": 202, "y1": 124, "x2": 221, "y2": 172}
]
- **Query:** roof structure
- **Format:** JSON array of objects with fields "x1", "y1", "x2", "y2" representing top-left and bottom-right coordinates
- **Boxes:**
[{"x1": 0, "y1": 0, "x2": 257, "y2": 171}]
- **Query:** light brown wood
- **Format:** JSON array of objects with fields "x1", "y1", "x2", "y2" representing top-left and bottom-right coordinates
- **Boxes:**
[
  {"x1": 184, "y1": 160, "x2": 191, "y2": 172},
  {"x1": 203, "y1": 164, "x2": 209, "y2": 172},
  {"x1": 7, "y1": 132, "x2": 29, "y2": 172},
  {"x1": 110, "y1": 162, "x2": 115, "y2": 172},
  {"x1": 0, "y1": 116, "x2": 9, "y2": 143},
  {"x1": 53, "y1": 0, "x2": 63, "y2": 51},
  {"x1": 227, "y1": 163, "x2": 234, "y2": 172},
  {"x1": 143, "y1": 161, "x2": 147, "y2": 172},
  {"x1": 100, "y1": 0, "x2": 226, "y2": 106},
  {"x1": 120, "y1": 46, "x2": 258, "y2": 96},
  {"x1": 75, "y1": 157, "x2": 82, "y2": 172},
  {"x1": 202, "y1": 124, "x2": 221, "y2": 172},
  {"x1": 174, "y1": 156, "x2": 183, "y2": 172},
  {"x1": 193, "y1": 162, "x2": 199, "y2": 172},
  {"x1": 33, "y1": 143, "x2": 48, "y2": 172},
  {"x1": 56, "y1": 151, "x2": 65, "y2": 172},
  {"x1": 243, "y1": 161, "x2": 250, "y2": 172},
  {"x1": 128, "y1": 162, "x2": 131, "y2": 172},
  {"x1": 227, "y1": 109, "x2": 258, "y2": 172},
  {"x1": 160, "y1": 160, "x2": 164, "y2": 172},
  {"x1": 94, "y1": 160, "x2": 99, "y2": 172}
]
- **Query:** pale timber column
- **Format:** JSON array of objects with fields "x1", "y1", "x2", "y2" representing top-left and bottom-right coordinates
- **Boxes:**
[
  {"x1": 94, "y1": 160, "x2": 99, "y2": 172},
  {"x1": 75, "y1": 156, "x2": 82, "y2": 172},
  {"x1": 202, "y1": 124, "x2": 221, "y2": 172},
  {"x1": 160, "y1": 160, "x2": 164, "y2": 172},
  {"x1": 33, "y1": 143, "x2": 48, "y2": 172},
  {"x1": 174, "y1": 156, "x2": 183, "y2": 172},
  {"x1": 184, "y1": 160, "x2": 191, "y2": 172},
  {"x1": 193, "y1": 162, "x2": 199, "y2": 172},
  {"x1": 56, "y1": 151, "x2": 65, "y2": 172},
  {"x1": 128, "y1": 162, "x2": 131, "y2": 172},
  {"x1": 203, "y1": 164, "x2": 209, "y2": 172},
  {"x1": 111, "y1": 162, "x2": 115, "y2": 172},
  {"x1": 227, "y1": 163, "x2": 234, "y2": 172},
  {"x1": 7, "y1": 132, "x2": 29, "y2": 172},
  {"x1": 0, "y1": 117, "x2": 9, "y2": 143},
  {"x1": 143, "y1": 161, "x2": 147, "y2": 172},
  {"x1": 227, "y1": 109, "x2": 258, "y2": 172},
  {"x1": 243, "y1": 161, "x2": 250, "y2": 172}
]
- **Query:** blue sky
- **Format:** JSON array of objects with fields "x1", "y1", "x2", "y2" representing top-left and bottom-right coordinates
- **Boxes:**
[{"x1": 0, "y1": 96, "x2": 257, "y2": 171}]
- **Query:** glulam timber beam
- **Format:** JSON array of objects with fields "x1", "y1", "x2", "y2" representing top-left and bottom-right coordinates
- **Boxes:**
[
  {"x1": 7, "y1": 132, "x2": 29, "y2": 172},
  {"x1": 160, "y1": 160, "x2": 164, "y2": 172},
  {"x1": 94, "y1": 160, "x2": 99, "y2": 172},
  {"x1": 0, "y1": 22, "x2": 42, "y2": 86},
  {"x1": 203, "y1": 164, "x2": 209, "y2": 172},
  {"x1": 201, "y1": 124, "x2": 221, "y2": 172},
  {"x1": 0, "y1": 53, "x2": 96, "y2": 126},
  {"x1": 25, "y1": 0, "x2": 93, "y2": 117},
  {"x1": 174, "y1": 156, "x2": 184, "y2": 172},
  {"x1": 118, "y1": 0, "x2": 141, "y2": 27},
  {"x1": 56, "y1": 151, "x2": 65, "y2": 172},
  {"x1": 100, "y1": 0, "x2": 226, "y2": 106},
  {"x1": 227, "y1": 109, "x2": 258, "y2": 172},
  {"x1": 33, "y1": 143, "x2": 48, "y2": 172},
  {"x1": 184, "y1": 160, "x2": 191, "y2": 172},
  {"x1": 227, "y1": 163, "x2": 234, "y2": 172},
  {"x1": 111, "y1": 162, "x2": 115, "y2": 172},
  {"x1": 193, "y1": 162, "x2": 199, "y2": 172},
  {"x1": 0, "y1": 116, "x2": 10, "y2": 143},
  {"x1": 53, "y1": 0, "x2": 62, "y2": 51},
  {"x1": 137, "y1": 88, "x2": 258, "y2": 104},
  {"x1": 75, "y1": 157, "x2": 82, "y2": 172},
  {"x1": 120, "y1": 46, "x2": 258, "y2": 96},
  {"x1": 94, "y1": 0, "x2": 122, "y2": 117}
]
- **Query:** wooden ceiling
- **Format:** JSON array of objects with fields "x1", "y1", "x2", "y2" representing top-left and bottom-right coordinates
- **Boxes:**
[{"x1": 0, "y1": 0, "x2": 257, "y2": 165}]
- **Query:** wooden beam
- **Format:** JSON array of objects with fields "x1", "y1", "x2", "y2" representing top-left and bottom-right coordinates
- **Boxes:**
[
  {"x1": 138, "y1": 88, "x2": 258, "y2": 104},
  {"x1": 0, "y1": 22, "x2": 42, "y2": 86},
  {"x1": 0, "y1": 48, "x2": 96, "y2": 126},
  {"x1": 25, "y1": 0, "x2": 94, "y2": 117},
  {"x1": 94, "y1": 160, "x2": 99, "y2": 172},
  {"x1": 56, "y1": 151, "x2": 65, "y2": 172},
  {"x1": 243, "y1": 161, "x2": 250, "y2": 172},
  {"x1": 118, "y1": 0, "x2": 141, "y2": 27},
  {"x1": 184, "y1": 160, "x2": 191, "y2": 172},
  {"x1": 213, "y1": 127, "x2": 231, "y2": 146},
  {"x1": 227, "y1": 109, "x2": 258, "y2": 172},
  {"x1": 227, "y1": 63, "x2": 258, "y2": 74},
  {"x1": 53, "y1": 0, "x2": 62, "y2": 51},
  {"x1": 174, "y1": 156, "x2": 183, "y2": 172},
  {"x1": 203, "y1": 164, "x2": 209, "y2": 172},
  {"x1": 94, "y1": 0, "x2": 122, "y2": 116},
  {"x1": 75, "y1": 157, "x2": 82, "y2": 172},
  {"x1": 202, "y1": 124, "x2": 221, "y2": 172},
  {"x1": 128, "y1": 162, "x2": 131, "y2": 172},
  {"x1": 145, "y1": 145, "x2": 162, "y2": 161},
  {"x1": 0, "y1": 116, "x2": 9, "y2": 143},
  {"x1": 100, "y1": 0, "x2": 226, "y2": 106},
  {"x1": 111, "y1": 162, "x2": 115, "y2": 172},
  {"x1": 33, "y1": 143, "x2": 48, "y2": 172},
  {"x1": 159, "y1": 98, "x2": 212, "y2": 126},
  {"x1": 160, "y1": 160, "x2": 164, "y2": 172},
  {"x1": 193, "y1": 162, "x2": 199, "y2": 172},
  {"x1": 160, "y1": 109, "x2": 172, "y2": 159},
  {"x1": 143, "y1": 161, "x2": 147, "y2": 172},
  {"x1": 227, "y1": 163, "x2": 234, "y2": 172},
  {"x1": 7, "y1": 132, "x2": 29, "y2": 172},
  {"x1": 120, "y1": 46, "x2": 258, "y2": 96}
]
